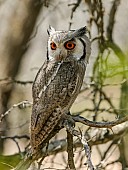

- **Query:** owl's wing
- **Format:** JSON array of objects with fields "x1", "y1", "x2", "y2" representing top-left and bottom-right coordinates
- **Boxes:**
[
  {"x1": 32, "y1": 60, "x2": 48, "y2": 101},
  {"x1": 31, "y1": 60, "x2": 85, "y2": 148},
  {"x1": 31, "y1": 60, "x2": 60, "y2": 131}
]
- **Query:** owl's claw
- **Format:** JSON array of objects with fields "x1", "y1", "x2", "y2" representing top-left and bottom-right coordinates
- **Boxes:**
[{"x1": 59, "y1": 112, "x2": 75, "y2": 129}]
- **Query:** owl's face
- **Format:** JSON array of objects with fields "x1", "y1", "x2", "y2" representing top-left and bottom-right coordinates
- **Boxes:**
[{"x1": 47, "y1": 26, "x2": 91, "y2": 63}]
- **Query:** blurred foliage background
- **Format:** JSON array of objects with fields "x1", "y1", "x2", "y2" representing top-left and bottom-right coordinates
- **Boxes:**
[{"x1": 0, "y1": 0, "x2": 128, "y2": 169}]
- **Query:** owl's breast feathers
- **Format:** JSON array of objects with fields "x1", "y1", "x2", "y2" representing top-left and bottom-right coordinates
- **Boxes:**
[{"x1": 31, "y1": 59, "x2": 86, "y2": 149}]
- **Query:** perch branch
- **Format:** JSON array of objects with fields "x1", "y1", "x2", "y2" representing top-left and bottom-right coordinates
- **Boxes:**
[{"x1": 72, "y1": 115, "x2": 128, "y2": 128}]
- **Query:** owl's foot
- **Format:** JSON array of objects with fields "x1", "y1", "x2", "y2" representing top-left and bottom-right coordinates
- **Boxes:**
[{"x1": 59, "y1": 112, "x2": 75, "y2": 132}]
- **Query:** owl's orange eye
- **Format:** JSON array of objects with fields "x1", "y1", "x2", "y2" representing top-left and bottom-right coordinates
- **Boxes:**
[
  {"x1": 64, "y1": 41, "x2": 76, "y2": 50},
  {"x1": 51, "y1": 42, "x2": 57, "y2": 50}
]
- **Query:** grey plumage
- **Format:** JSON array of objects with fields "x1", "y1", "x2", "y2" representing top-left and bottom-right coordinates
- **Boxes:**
[{"x1": 30, "y1": 26, "x2": 91, "y2": 152}]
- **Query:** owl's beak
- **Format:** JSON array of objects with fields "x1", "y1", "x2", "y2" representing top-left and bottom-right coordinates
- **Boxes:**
[
  {"x1": 55, "y1": 54, "x2": 64, "y2": 61},
  {"x1": 54, "y1": 48, "x2": 65, "y2": 61}
]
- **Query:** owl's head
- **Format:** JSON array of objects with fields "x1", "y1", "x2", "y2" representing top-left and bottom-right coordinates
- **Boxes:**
[{"x1": 47, "y1": 26, "x2": 91, "y2": 63}]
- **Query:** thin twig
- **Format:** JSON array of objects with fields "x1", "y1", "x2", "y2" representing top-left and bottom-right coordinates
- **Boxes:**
[
  {"x1": 1, "y1": 135, "x2": 30, "y2": 154},
  {"x1": 1, "y1": 135, "x2": 30, "y2": 140},
  {"x1": 81, "y1": 136, "x2": 95, "y2": 170},
  {"x1": 0, "y1": 100, "x2": 32, "y2": 122},
  {"x1": 68, "y1": 0, "x2": 82, "y2": 29}
]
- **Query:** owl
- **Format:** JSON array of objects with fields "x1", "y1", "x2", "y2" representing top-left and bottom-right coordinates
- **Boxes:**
[{"x1": 31, "y1": 26, "x2": 91, "y2": 152}]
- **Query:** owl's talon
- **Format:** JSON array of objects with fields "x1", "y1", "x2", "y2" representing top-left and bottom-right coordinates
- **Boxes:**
[{"x1": 59, "y1": 113, "x2": 75, "y2": 129}]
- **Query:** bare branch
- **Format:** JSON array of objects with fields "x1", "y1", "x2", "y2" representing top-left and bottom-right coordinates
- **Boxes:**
[
  {"x1": 73, "y1": 114, "x2": 128, "y2": 128},
  {"x1": 0, "y1": 77, "x2": 33, "y2": 85}
]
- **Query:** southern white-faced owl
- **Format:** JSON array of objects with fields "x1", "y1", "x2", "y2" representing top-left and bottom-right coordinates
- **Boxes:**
[{"x1": 31, "y1": 26, "x2": 91, "y2": 152}]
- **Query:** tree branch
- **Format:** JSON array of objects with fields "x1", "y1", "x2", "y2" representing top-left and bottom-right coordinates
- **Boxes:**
[
  {"x1": 107, "y1": 0, "x2": 121, "y2": 41},
  {"x1": 1, "y1": 118, "x2": 126, "y2": 170},
  {"x1": 72, "y1": 115, "x2": 128, "y2": 128},
  {"x1": 67, "y1": 131, "x2": 76, "y2": 170}
]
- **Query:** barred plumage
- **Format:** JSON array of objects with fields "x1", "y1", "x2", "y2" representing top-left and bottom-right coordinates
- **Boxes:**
[{"x1": 31, "y1": 26, "x2": 91, "y2": 152}]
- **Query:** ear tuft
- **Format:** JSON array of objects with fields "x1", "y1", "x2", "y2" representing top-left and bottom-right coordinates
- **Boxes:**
[{"x1": 47, "y1": 25, "x2": 56, "y2": 35}]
